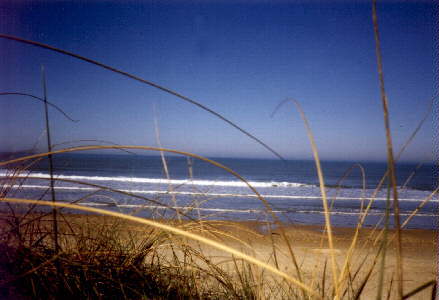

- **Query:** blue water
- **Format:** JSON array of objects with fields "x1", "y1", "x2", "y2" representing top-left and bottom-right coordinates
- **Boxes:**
[{"x1": 1, "y1": 153, "x2": 437, "y2": 229}]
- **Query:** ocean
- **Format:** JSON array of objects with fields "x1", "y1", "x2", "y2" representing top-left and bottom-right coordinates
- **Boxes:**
[{"x1": 1, "y1": 153, "x2": 437, "y2": 229}]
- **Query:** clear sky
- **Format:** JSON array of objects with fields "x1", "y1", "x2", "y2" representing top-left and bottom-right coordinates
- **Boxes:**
[{"x1": 0, "y1": 0, "x2": 435, "y2": 162}]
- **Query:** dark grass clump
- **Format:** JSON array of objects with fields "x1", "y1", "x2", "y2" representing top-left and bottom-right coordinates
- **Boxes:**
[
  {"x1": 0, "y1": 214, "x2": 215, "y2": 300},
  {"x1": 0, "y1": 246, "x2": 199, "y2": 300}
]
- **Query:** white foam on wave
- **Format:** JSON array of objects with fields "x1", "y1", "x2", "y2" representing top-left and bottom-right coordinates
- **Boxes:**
[
  {"x1": 1, "y1": 170, "x2": 435, "y2": 195},
  {"x1": 6, "y1": 184, "x2": 438, "y2": 203},
  {"x1": 0, "y1": 171, "x2": 308, "y2": 188}
]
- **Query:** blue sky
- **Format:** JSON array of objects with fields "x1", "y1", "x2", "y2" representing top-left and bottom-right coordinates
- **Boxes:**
[{"x1": 0, "y1": 0, "x2": 435, "y2": 162}]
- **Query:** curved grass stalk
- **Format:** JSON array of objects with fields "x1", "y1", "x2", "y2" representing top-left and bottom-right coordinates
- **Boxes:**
[
  {"x1": 53, "y1": 139, "x2": 137, "y2": 155},
  {"x1": 0, "y1": 145, "x2": 305, "y2": 286},
  {"x1": 335, "y1": 164, "x2": 368, "y2": 292},
  {"x1": 273, "y1": 99, "x2": 339, "y2": 298},
  {"x1": 82, "y1": 194, "x2": 121, "y2": 207},
  {"x1": 329, "y1": 164, "x2": 367, "y2": 212},
  {"x1": 0, "y1": 34, "x2": 284, "y2": 161},
  {"x1": 294, "y1": 101, "x2": 339, "y2": 299},
  {"x1": 0, "y1": 92, "x2": 78, "y2": 122},
  {"x1": 0, "y1": 197, "x2": 320, "y2": 298},
  {"x1": 315, "y1": 164, "x2": 366, "y2": 282}
]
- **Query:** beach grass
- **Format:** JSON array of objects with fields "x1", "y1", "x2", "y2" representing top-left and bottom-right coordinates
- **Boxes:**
[{"x1": 0, "y1": 1, "x2": 437, "y2": 299}]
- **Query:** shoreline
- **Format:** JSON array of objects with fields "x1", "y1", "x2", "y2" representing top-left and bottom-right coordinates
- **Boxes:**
[
  {"x1": 7, "y1": 212, "x2": 434, "y2": 259},
  {"x1": 1, "y1": 211, "x2": 436, "y2": 237}
]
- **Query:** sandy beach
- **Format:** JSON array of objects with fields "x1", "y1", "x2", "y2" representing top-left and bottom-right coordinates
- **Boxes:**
[{"x1": 27, "y1": 213, "x2": 435, "y2": 299}]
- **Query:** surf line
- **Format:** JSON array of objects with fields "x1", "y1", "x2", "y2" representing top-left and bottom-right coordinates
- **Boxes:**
[
  {"x1": 8, "y1": 184, "x2": 437, "y2": 203},
  {"x1": 1, "y1": 173, "x2": 306, "y2": 188},
  {"x1": 67, "y1": 202, "x2": 438, "y2": 217}
]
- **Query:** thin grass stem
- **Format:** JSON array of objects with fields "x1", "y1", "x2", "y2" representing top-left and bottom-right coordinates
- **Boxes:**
[
  {"x1": 0, "y1": 92, "x2": 78, "y2": 122},
  {"x1": 41, "y1": 66, "x2": 59, "y2": 255},
  {"x1": 371, "y1": 2, "x2": 403, "y2": 297}
]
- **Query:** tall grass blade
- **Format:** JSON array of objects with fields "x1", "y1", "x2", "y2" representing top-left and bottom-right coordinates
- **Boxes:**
[
  {"x1": 371, "y1": 1, "x2": 403, "y2": 298},
  {"x1": 41, "y1": 66, "x2": 59, "y2": 255},
  {"x1": 321, "y1": 258, "x2": 327, "y2": 299},
  {"x1": 376, "y1": 186, "x2": 391, "y2": 300},
  {"x1": 273, "y1": 99, "x2": 339, "y2": 298},
  {"x1": 153, "y1": 106, "x2": 181, "y2": 222}
]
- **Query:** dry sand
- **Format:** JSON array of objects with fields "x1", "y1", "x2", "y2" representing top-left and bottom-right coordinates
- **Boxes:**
[{"x1": 56, "y1": 214, "x2": 437, "y2": 299}]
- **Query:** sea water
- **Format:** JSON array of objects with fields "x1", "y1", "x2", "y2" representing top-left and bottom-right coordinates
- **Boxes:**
[{"x1": 1, "y1": 153, "x2": 437, "y2": 229}]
